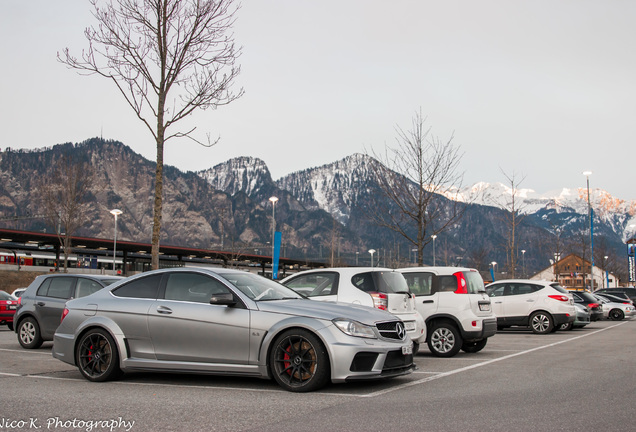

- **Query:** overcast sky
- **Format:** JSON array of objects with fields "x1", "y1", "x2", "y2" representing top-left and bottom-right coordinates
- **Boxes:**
[{"x1": 2, "y1": 1, "x2": 635, "y2": 200}]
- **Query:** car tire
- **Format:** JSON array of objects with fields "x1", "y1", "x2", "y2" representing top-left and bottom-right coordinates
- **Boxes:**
[
  {"x1": 76, "y1": 328, "x2": 122, "y2": 382},
  {"x1": 560, "y1": 322, "x2": 574, "y2": 331},
  {"x1": 412, "y1": 342, "x2": 420, "y2": 355},
  {"x1": 609, "y1": 309, "x2": 624, "y2": 321},
  {"x1": 461, "y1": 339, "x2": 487, "y2": 353},
  {"x1": 427, "y1": 322, "x2": 463, "y2": 357},
  {"x1": 270, "y1": 329, "x2": 330, "y2": 392},
  {"x1": 530, "y1": 311, "x2": 554, "y2": 334},
  {"x1": 18, "y1": 317, "x2": 44, "y2": 349},
  {"x1": 7, "y1": 322, "x2": 14, "y2": 332}
]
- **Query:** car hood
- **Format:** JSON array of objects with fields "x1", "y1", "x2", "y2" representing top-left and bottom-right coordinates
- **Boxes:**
[{"x1": 255, "y1": 299, "x2": 398, "y2": 325}]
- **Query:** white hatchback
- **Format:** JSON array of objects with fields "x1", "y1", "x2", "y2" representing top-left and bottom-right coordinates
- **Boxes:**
[
  {"x1": 397, "y1": 267, "x2": 497, "y2": 357},
  {"x1": 485, "y1": 279, "x2": 576, "y2": 334},
  {"x1": 280, "y1": 268, "x2": 426, "y2": 352}
]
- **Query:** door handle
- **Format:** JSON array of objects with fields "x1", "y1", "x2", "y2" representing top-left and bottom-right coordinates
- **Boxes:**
[
  {"x1": 422, "y1": 300, "x2": 434, "y2": 304},
  {"x1": 157, "y1": 306, "x2": 173, "y2": 314},
  {"x1": 36, "y1": 302, "x2": 46, "y2": 307}
]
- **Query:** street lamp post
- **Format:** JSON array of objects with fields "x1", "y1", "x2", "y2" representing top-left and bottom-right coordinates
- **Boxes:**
[
  {"x1": 431, "y1": 234, "x2": 437, "y2": 266},
  {"x1": 269, "y1": 197, "x2": 278, "y2": 277},
  {"x1": 109, "y1": 209, "x2": 122, "y2": 276},
  {"x1": 583, "y1": 171, "x2": 594, "y2": 291},
  {"x1": 553, "y1": 252, "x2": 561, "y2": 282},
  {"x1": 521, "y1": 249, "x2": 526, "y2": 278},
  {"x1": 368, "y1": 249, "x2": 376, "y2": 267},
  {"x1": 603, "y1": 255, "x2": 608, "y2": 288}
]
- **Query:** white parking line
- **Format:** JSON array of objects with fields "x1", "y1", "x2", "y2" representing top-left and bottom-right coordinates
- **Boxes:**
[
  {"x1": 350, "y1": 321, "x2": 629, "y2": 398},
  {"x1": 0, "y1": 348, "x2": 51, "y2": 355}
]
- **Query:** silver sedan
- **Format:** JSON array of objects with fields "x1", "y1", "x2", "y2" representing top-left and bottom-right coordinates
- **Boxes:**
[{"x1": 53, "y1": 268, "x2": 414, "y2": 392}]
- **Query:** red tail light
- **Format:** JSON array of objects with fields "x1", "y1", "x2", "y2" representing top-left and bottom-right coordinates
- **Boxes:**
[
  {"x1": 453, "y1": 271, "x2": 467, "y2": 294},
  {"x1": 369, "y1": 292, "x2": 388, "y2": 310},
  {"x1": 588, "y1": 303, "x2": 600, "y2": 309},
  {"x1": 548, "y1": 295, "x2": 569, "y2": 302},
  {"x1": 17, "y1": 297, "x2": 22, "y2": 306},
  {"x1": 61, "y1": 308, "x2": 69, "y2": 323}
]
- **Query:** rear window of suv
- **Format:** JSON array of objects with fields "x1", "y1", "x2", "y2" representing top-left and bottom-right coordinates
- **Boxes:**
[
  {"x1": 351, "y1": 271, "x2": 410, "y2": 294},
  {"x1": 461, "y1": 271, "x2": 486, "y2": 294}
]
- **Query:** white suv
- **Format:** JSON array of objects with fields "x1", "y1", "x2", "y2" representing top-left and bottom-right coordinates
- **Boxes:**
[
  {"x1": 280, "y1": 268, "x2": 426, "y2": 352},
  {"x1": 397, "y1": 267, "x2": 497, "y2": 357},
  {"x1": 485, "y1": 279, "x2": 576, "y2": 334}
]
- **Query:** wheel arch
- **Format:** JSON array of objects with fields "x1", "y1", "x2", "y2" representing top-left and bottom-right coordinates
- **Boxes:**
[
  {"x1": 425, "y1": 314, "x2": 462, "y2": 336},
  {"x1": 72, "y1": 318, "x2": 127, "y2": 368},
  {"x1": 260, "y1": 320, "x2": 332, "y2": 380}
]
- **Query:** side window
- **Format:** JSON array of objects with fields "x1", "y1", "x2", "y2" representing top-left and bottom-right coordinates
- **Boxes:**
[
  {"x1": 38, "y1": 277, "x2": 74, "y2": 299},
  {"x1": 511, "y1": 284, "x2": 536, "y2": 296},
  {"x1": 284, "y1": 273, "x2": 338, "y2": 297},
  {"x1": 351, "y1": 273, "x2": 375, "y2": 293},
  {"x1": 36, "y1": 278, "x2": 52, "y2": 297},
  {"x1": 76, "y1": 279, "x2": 105, "y2": 298},
  {"x1": 164, "y1": 273, "x2": 229, "y2": 303},
  {"x1": 402, "y1": 273, "x2": 433, "y2": 296},
  {"x1": 113, "y1": 274, "x2": 162, "y2": 299},
  {"x1": 437, "y1": 275, "x2": 457, "y2": 293},
  {"x1": 488, "y1": 284, "x2": 504, "y2": 297}
]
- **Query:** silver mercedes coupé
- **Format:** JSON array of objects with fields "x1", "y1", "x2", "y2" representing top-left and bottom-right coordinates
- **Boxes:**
[{"x1": 52, "y1": 267, "x2": 414, "y2": 392}]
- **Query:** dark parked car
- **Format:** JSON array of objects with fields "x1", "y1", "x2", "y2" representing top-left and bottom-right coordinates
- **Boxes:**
[
  {"x1": 570, "y1": 291, "x2": 604, "y2": 321},
  {"x1": 594, "y1": 292, "x2": 634, "y2": 306},
  {"x1": 14, "y1": 274, "x2": 122, "y2": 349},
  {"x1": 594, "y1": 287, "x2": 636, "y2": 305},
  {"x1": 0, "y1": 291, "x2": 18, "y2": 331}
]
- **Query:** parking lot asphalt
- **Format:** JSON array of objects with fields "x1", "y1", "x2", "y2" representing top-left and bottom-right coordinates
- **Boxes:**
[{"x1": 2, "y1": 320, "x2": 636, "y2": 432}]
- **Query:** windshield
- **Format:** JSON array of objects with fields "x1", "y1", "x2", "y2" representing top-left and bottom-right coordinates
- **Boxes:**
[{"x1": 217, "y1": 272, "x2": 303, "y2": 301}]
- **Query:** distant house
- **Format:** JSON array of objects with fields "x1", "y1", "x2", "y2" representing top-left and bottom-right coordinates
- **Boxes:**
[{"x1": 530, "y1": 253, "x2": 618, "y2": 289}]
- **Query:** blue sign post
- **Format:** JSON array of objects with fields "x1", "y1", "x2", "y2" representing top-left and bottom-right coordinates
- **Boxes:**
[{"x1": 272, "y1": 231, "x2": 282, "y2": 280}]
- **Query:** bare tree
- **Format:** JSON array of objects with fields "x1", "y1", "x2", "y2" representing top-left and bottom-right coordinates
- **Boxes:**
[
  {"x1": 367, "y1": 110, "x2": 465, "y2": 266},
  {"x1": 59, "y1": 0, "x2": 243, "y2": 269},
  {"x1": 493, "y1": 170, "x2": 526, "y2": 278},
  {"x1": 37, "y1": 155, "x2": 95, "y2": 272}
]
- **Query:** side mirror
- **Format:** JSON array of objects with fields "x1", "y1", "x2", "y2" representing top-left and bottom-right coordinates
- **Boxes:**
[{"x1": 209, "y1": 292, "x2": 236, "y2": 307}]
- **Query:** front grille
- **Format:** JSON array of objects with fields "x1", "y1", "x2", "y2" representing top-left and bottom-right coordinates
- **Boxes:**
[
  {"x1": 376, "y1": 320, "x2": 405, "y2": 340},
  {"x1": 383, "y1": 350, "x2": 413, "y2": 372}
]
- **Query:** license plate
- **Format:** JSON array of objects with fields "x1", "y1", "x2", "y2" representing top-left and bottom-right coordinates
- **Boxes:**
[
  {"x1": 404, "y1": 321, "x2": 416, "y2": 332},
  {"x1": 8, "y1": 305, "x2": 16, "y2": 310},
  {"x1": 478, "y1": 302, "x2": 491, "y2": 311},
  {"x1": 402, "y1": 344, "x2": 413, "y2": 355}
]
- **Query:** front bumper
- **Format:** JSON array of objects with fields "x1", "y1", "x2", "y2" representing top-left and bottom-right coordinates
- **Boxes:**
[{"x1": 320, "y1": 324, "x2": 415, "y2": 383}]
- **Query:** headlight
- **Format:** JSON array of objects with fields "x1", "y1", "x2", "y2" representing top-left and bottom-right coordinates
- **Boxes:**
[{"x1": 333, "y1": 319, "x2": 377, "y2": 339}]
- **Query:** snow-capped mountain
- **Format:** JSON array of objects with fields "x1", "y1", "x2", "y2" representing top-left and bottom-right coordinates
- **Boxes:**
[
  {"x1": 276, "y1": 154, "x2": 376, "y2": 225},
  {"x1": 198, "y1": 156, "x2": 273, "y2": 198},
  {"x1": 454, "y1": 182, "x2": 636, "y2": 241}
]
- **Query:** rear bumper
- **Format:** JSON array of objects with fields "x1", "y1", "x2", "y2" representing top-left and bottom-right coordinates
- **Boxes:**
[
  {"x1": 462, "y1": 317, "x2": 497, "y2": 341},
  {"x1": 552, "y1": 313, "x2": 575, "y2": 326}
]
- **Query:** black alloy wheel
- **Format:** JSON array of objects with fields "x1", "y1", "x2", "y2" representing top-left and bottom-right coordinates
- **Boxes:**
[
  {"x1": 270, "y1": 329, "x2": 329, "y2": 392},
  {"x1": 609, "y1": 309, "x2": 625, "y2": 321},
  {"x1": 76, "y1": 328, "x2": 122, "y2": 382}
]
